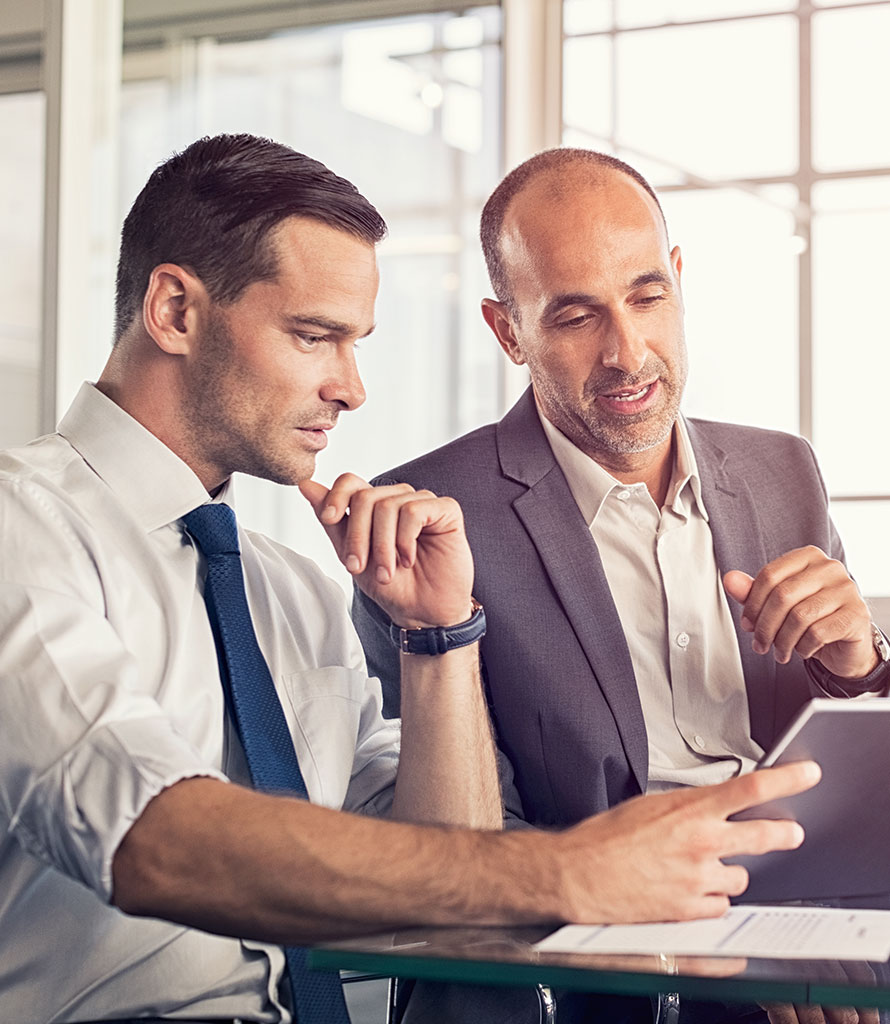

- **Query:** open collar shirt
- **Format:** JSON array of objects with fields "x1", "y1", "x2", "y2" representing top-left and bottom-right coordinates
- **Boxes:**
[
  {"x1": 0, "y1": 382, "x2": 399, "y2": 1023},
  {"x1": 538, "y1": 406, "x2": 765, "y2": 791}
]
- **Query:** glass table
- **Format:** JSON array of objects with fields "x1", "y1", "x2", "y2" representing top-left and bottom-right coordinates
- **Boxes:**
[{"x1": 309, "y1": 911, "x2": 890, "y2": 1009}]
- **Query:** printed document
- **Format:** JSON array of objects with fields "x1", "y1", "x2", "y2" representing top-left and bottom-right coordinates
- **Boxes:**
[{"x1": 535, "y1": 907, "x2": 890, "y2": 961}]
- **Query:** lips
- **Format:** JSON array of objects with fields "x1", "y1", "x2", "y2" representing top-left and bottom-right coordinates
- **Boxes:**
[
  {"x1": 296, "y1": 425, "x2": 333, "y2": 450},
  {"x1": 595, "y1": 379, "x2": 660, "y2": 414}
]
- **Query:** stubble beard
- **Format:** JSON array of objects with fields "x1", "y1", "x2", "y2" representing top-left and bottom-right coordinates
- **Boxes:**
[
  {"x1": 545, "y1": 355, "x2": 687, "y2": 460},
  {"x1": 184, "y1": 310, "x2": 316, "y2": 487}
]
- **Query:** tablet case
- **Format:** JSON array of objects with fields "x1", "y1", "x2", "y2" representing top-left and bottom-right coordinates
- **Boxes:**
[{"x1": 729, "y1": 698, "x2": 890, "y2": 903}]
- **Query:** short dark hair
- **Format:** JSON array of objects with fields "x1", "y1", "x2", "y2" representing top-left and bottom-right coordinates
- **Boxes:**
[
  {"x1": 480, "y1": 147, "x2": 666, "y2": 315},
  {"x1": 114, "y1": 133, "x2": 387, "y2": 342}
]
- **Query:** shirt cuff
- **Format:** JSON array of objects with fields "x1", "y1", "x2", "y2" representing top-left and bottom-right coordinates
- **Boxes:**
[{"x1": 804, "y1": 655, "x2": 890, "y2": 698}]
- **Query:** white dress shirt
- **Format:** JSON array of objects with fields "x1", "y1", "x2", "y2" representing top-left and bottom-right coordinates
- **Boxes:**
[
  {"x1": 0, "y1": 382, "x2": 400, "y2": 1023},
  {"x1": 538, "y1": 407, "x2": 765, "y2": 791}
]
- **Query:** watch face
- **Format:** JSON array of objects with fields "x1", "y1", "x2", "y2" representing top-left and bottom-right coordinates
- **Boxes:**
[{"x1": 872, "y1": 625, "x2": 890, "y2": 662}]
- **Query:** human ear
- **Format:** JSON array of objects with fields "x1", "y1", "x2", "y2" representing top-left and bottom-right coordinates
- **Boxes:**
[
  {"x1": 141, "y1": 263, "x2": 206, "y2": 356},
  {"x1": 671, "y1": 245, "x2": 683, "y2": 280},
  {"x1": 481, "y1": 298, "x2": 526, "y2": 367}
]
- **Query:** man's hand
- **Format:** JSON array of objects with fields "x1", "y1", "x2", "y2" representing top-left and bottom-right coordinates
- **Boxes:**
[
  {"x1": 760, "y1": 957, "x2": 881, "y2": 1024},
  {"x1": 555, "y1": 761, "x2": 820, "y2": 925},
  {"x1": 300, "y1": 475, "x2": 474, "y2": 629},
  {"x1": 723, "y1": 547, "x2": 877, "y2": 679},
  {"x1": 761, "y1": 1001, "x2": 878, "y2": 1024}
]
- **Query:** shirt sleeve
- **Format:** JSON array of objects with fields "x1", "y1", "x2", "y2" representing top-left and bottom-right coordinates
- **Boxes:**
[{"x1": 0, "y1": 481, "x2": 225, "y2": 903}]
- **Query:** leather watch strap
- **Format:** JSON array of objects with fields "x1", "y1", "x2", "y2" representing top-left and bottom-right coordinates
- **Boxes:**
[{"x1": 389, "y1": 599, "x2": 486, "y2": 655}]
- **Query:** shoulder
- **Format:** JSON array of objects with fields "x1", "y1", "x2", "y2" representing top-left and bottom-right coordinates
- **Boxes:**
[
  {"x1": 0, "y1": 437, "x2": 111, "y2": 595},
  {"x1": 686, "y1": 417, "x2": 818, "y2": 470}
]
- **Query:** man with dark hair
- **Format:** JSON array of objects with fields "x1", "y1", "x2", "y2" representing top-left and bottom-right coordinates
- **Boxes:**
[
  {"x1": 0, "y1": 135, "x2": 816, "y2": 1024},
  {"x1": 354, "y1": 147, "x2": 888, "y2": 1023}
]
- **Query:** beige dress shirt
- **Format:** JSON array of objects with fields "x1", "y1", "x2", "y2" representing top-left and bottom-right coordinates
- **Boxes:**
[{"x1": 538, "y1": 407, "x2": 765, "y2": 791}]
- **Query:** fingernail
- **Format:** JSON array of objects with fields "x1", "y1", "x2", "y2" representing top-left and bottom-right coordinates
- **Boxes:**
[
  {"x1": 752, "y1": 640, "x2": 768, "y2": 655},
  {"x1": 740, "y1": 616, "x2": 753, "y2": 632},
  {"x1": 321, "y1": 505, "x2": 337, "y2": 523},
  {"x1": 376, "y1": 565, "x2": 391, "y2": 584},
  {"x1": 790, "y1": 823, "x2": 805, "y2": 847},
  {"x1": 400, "y1": 555, "x2": 411, "y2": 569},
  {"x1": 346, "y1": 554, "x2": 360, "y2": 573}
]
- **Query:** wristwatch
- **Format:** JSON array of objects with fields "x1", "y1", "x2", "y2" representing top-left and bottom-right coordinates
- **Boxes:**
[
  {"x1": 389, "y1": 598, "x2": 486, "y2": 656},
  {"x1": 871, "y1": 622, "x2": 890, "y2": 665}
]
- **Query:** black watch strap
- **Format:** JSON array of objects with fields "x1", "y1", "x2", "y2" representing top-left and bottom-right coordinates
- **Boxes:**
[{"x1": 389, "y1": 599, "x2": 486, "y2": 656}]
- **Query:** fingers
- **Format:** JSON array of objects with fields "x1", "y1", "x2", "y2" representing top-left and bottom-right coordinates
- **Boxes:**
[
  {"x1": 763, "y1": 1005, "x2": 828, "y2": 1024},
  {"x1": 763, "y1": 1005, "x2": 867, "y2": 1024},
  {"x1": 723, "y1": 569, "x2": 754, "y2": 605},
  {"x1": 726, "y1": 547, "x2": 871, "y2": 670},
  {"x1": 702, "y1": 760, "x2": 821, "y2": 819},
  {"x1": 687, "y1": 762, "x2": 821, "y2": 862},
  {"x1": 301, "y1": 474, "x2": 447, "y2": 578}
]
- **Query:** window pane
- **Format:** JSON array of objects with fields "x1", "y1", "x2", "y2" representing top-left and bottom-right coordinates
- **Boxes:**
[
  {"x1": 563, "y1": 0, "x2": 612, "y2": 34},
  {"x1": 813, "y1": 0, "x2": 887, "y2": 6},
  {"x1": 813, "y1": 6, "x2": 890, "y2": 172},
  {"x1": 614, "y1": 1, "x2": 793, "y2": 29},
  {"x1": 661, "y1": 186, "x2": 798, "y2": 433},
  {"x1": 811, "y1": 177, "x2": 890, "y2": 496},
  {"x1": 613, "y1": 18, "x2": 797, "y2": 180},
  {"x1": 0, "y1": 92, "x2": 43, "y2": 447},
  {"x1": 565, "y1": 0, "x2": 796, "y2": 33},
  {"x1": 563, "y1": 35, "x2": 613, "y2": 143},
  {"x1": 829, "y1": 501, "x2": 890, "y2": 599}
]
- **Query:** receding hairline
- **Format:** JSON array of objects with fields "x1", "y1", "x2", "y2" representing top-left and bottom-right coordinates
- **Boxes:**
[{"x1": 480, "y1": 148, "x2": 668, "y2": 311}]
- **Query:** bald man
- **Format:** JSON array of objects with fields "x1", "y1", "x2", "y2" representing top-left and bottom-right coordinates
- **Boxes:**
[{"x1": 354, "y1": 148, "x2": 889, "y2": 1024}]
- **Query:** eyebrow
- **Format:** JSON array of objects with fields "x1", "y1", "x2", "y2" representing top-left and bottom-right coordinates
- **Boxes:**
[
  {"x1": 540, "y1": 270, "x2": 673, "y2": 322},
  {"x1": 282, "y1": 314, "x2": 377, "y2": 339}
]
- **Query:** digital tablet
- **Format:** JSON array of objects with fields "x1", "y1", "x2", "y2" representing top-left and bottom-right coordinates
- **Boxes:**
[{"x1": 729, "y1": 697, "x2": 890, "y2": 903}]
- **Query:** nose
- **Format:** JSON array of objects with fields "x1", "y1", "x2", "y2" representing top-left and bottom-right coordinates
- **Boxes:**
[
  {"x1": 601, "y1": 310, "x2": 648, "y2": 375},
  {"x1": 320, "y1": 344, "x2": 366, "y2": 411}
]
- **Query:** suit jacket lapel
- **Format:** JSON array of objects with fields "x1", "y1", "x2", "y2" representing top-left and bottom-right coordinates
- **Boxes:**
[
  {"x1": 497, "y1": 390, "x2": 649, "y2": 791},
  {"x1": 686, "y1": 418, "x2": 776, "y2": 746}
]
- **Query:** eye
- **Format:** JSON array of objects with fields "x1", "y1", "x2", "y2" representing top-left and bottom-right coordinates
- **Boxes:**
[
  {"x1": 555, "y1": 312, "x2": 596, "y2": 330},
  {"x1": 634, "y1": 292, "x2": 667, "y2": 307},
  {"x1": 294, "y1": 332, "x2": 326, "y2": 348}
]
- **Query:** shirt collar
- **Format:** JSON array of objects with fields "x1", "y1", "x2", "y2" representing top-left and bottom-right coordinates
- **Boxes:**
[
  {"x1": 536, "y1": 399, "x2": 708, "y2": 526},
  {"x1": 57, "y1": 381, "x2": 234, "y2": 533}
]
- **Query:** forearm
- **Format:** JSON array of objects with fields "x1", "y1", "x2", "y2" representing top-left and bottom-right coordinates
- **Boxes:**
[
  {"x1": 112, "y1": 777, "x2": 550, "y2": 944},
  {"x1": 112, "y1": 761, "x2": 821, "y2": 944},
  {"x1": 391, "y1": 642, "x2": 502, "y2": 829}
]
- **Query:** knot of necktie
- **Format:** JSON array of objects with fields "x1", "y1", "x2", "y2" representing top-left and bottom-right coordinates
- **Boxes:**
[{"x1": 182, "y1": 503, "x2": 240, "y2": 557}]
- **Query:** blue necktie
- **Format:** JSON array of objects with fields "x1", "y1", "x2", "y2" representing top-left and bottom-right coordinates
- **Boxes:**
[{"x1": 182, "y1": 502, "x2": 350, "y2": 1024}]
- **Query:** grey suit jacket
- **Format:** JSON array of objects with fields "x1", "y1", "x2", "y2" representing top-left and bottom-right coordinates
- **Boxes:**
[{"x1": 353, "y1": 387, "x2": 844, "y2": 828}]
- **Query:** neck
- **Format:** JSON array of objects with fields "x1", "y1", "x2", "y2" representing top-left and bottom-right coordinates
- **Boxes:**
[
  {"x1": 592, "y1": 432, "x2": 676, "y2": 508},
  {"x1": 96, "y1": 342, "x2": 222, "y2": 494}
]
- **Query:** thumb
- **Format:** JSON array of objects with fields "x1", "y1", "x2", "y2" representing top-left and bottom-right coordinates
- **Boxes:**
[{"x1": 723, "y1": 569, "x2": 754, "y2": 605}]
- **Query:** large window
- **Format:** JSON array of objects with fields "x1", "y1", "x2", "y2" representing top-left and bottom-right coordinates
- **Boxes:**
[
  {"x1": 562, "y1": 0, "x2": 890, "y2": 600},
  {"x1": 2, "y1": 0, "x2": 887, "y2": 604}
]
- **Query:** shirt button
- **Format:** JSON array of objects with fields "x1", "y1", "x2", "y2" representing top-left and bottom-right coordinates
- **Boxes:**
[
  {"x1": 676, "y1": 631, "x2": 690, "y2": 648},
  {"x1": 616, "y1": 489, "x2": 631, "y2": 501},
  {"x1": 694, "y1": 735, "x2": 706, "y2": 749}
]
